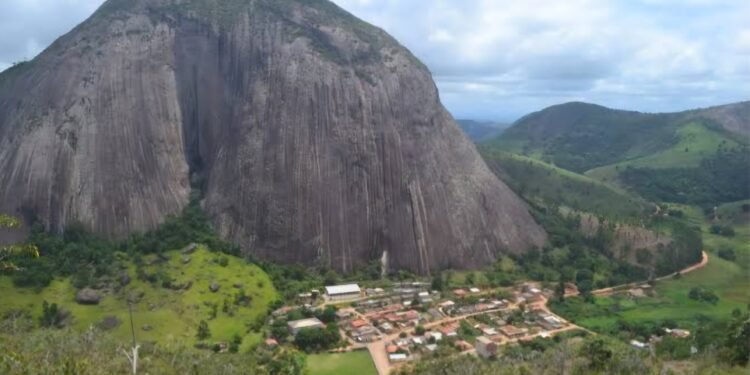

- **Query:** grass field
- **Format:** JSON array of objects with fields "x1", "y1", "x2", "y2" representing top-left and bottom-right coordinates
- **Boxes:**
[
  {"x1": 552, "y1": 201, "x2": 750, "y2": 332},
  {"x1": 0, "y1": 246, "x2": 277, "y2": 351},
  {"x1": 307, "y1": 351, "x2": 377, "y2": 375},
  {"x1": 586, "y1": 122, "x2": 741, "y2": 182},
  {"x1": 481, "y1": 149, "x2": 649, "y2": 219}
]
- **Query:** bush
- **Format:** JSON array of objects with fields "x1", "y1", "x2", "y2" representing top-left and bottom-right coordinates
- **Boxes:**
[
  {"x1": 717, "y1": 248, "x2": 736, "y2": 261},
  {"x1": 294, "y1": 325, "x2": 340, "y2": 352},
  {"x1": 688, "y1": 287, "x2": 719, "y2": 304},
  {"x1": 710, "y1": 224, "x2": 735, "y2": 237}
]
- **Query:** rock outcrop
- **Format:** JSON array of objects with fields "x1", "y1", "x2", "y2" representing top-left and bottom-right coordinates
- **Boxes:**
[
  {"x1": 0, "y1": 0, "x2": 546, "y2": 273},
  {"x1": 75, "y1": 288, "x2": 102, "y2": 305}
]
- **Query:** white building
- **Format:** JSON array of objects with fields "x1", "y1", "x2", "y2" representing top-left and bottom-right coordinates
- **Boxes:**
[
  {"x1": 287, "y1": 317, "x2": 325, "y2": 335},
  {"x1": 325, "y1": 284, "x2": 361, "y2": 301},
  {"x1": 475, "y1": 336, "x2": 497, "y2": 358}
]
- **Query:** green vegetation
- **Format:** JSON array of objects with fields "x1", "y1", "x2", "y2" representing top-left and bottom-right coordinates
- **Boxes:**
[
  {"x1": 0, "y1": 214, "x2": 39, "y2": 272},
  {"x1": 550, "y1": 202, "x2": 749, "y2": 344},
  {"x1": 491, "y1": 103, "x2": 683, "y2": 173},
  {"x1": 489, "y1": 103, "x2": 749, "y2": 206},
  {"x1": 480, "y1": 149, "x2": 649, "y2": 219},
  {"x1": 619, "y1": 149, "x2": 749, "y2": 204},
  {"x1": 0, "y1": 325, "x2": 307, "y2": 375},
  {"x1": 396, "y1": 334, "x2": 747, "y2": 374},
  {"x1": 0, "y1": 245, "x2": 277, "y2": 349},
  {"x1": 307, "y1": 351, "x2": 377, "y2": 375},
  {"x1": 294, "y1": 324, "x2": 342, "y2": 352}
]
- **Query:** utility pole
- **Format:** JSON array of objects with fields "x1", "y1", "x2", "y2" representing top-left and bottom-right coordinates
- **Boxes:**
[{"x1": 122, "y1": 303, "x2": 140, "y2": 375}]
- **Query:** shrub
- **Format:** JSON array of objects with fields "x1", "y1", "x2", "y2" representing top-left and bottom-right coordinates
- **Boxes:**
[{"x1": 717, "y1": 248, "x2": 736, "y2": 261}]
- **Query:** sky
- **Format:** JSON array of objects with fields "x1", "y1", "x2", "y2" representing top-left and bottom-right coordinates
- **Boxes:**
[{"x1": 0, "y1": 0, "x2": 748, "y2": 121}]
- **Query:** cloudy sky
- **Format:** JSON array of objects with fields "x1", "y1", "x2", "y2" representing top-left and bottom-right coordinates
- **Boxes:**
[{"x1": 1, "y1": 0, "x2": 748, "y2": 121}]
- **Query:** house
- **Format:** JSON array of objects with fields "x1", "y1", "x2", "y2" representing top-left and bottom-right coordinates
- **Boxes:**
[
  {"x1": 538, "y1": 315, "x2": 564, "y2": 330},
  {"x1": 469, "y1": 287, "x2": 481, "y2": 294},
  {"x1": 288, "y1": 317, "x2": 325, "y2": 335},
  {"x1": 500, "y1": 325, "x2": 527, "y2": 339},
  {"x1": 388, "y1": 353, "x2": 408, "y2": 362},
  {"x1": 480, "y1": 326, "x2": 498, "y2": 336},
  {"x1": 439, "y1": 300, "x2": 455, "y2": 309},
  {"x1": 426, "y1": 331, "x2": 443, "y2": 342},
  {"x1": 411, "y1": 336, "x2": 424, "y2": 345},
  {"x1": 475, "y1": 336, "x2": 498, "y2": 358},
  {"x1": 439, "y1": 324, "x2": 459, "y2": 337},
  {"x1": 353, "y1": 326, "x2": 379, "y2": 342},
  {"x1": 455, "y1": 340, "x2": 473, "y2": 351},
  {"x1": 427, "y1": 308, "x2": 444, "y2": 320},
  {"x1": 335, "y1": 310, "x2": 353, "y2": 320},
  {"x1": 425, "y1": 344, "x2": 438, "y2": 352},
  {"x1": 272, "y1": 306, "x2": 295, "y2": 317},
  {"x1": 453, "y1": 289, "x2": 467, "y2": 297},
  {"x1": 264, "y1": 338, "x2": 278, "y2": 347},
  {"x1": 350, "y1": 319, "x2": 369, "y2": 330},
  {"x1": 379, "y1": 322, "x2": 395, "y2": 333},
  {"x1": 325, "y1": 284, "x2": 361, "y2": 301}
]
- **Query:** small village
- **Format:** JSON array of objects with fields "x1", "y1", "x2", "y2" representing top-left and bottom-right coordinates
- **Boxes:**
[{"x1": 268, "y1": 281, "x2": 585, "y2": 374}]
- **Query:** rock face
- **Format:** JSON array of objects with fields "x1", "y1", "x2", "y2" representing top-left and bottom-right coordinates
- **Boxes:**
[
  {"x1": 75, "y1": 288, "x2": 102, "y2": 305},
  {"x1": 0, "y1": 0, "x2": 546, "y2": 273}
]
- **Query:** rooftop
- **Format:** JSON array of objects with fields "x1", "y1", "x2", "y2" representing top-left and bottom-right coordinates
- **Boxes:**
[
  {"x1": 287, "y1": 317, "x2": 324, "y2": 329},
  {"x1": 325, "y1": 284, "x2": 361, "y2": 295}
]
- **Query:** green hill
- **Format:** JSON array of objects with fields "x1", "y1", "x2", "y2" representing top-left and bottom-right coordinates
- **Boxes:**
[
  {"x1": 479, "y1": 148, "x2": 650, "y2": 219},
  {"x1": 488, "y1": 101, "x2": 750, "y2": 204},
  {"x1": 0, "y1": 246, "x2": 278, "y2": 350},
  {"x1": 457, "y1": 119, "x2": 509, "y2": 142}
]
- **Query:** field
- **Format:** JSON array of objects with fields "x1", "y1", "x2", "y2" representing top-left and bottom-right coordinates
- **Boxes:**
[
  {"x1": 307, "y1": 351, "x2": 377, "y2": 375},
  {"x1": 551, "y1": 201, "x2": 750, "y2": 332},
  {"x1": 480, "y1": 149, "x2": 648, "y2": 219},
  {"x1": 586, "y1": 122, "x2": 741, "y2": 182},
  {"x1": 0, "y1": 246, "x2": 278, "y2": 351}
]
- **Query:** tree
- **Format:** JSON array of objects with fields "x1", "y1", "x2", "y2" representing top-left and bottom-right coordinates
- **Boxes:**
[
  {"x1": 229, "y1": 334, "x2": 242, "y2": 353},
  {"x1": 415, "y1": 325, "x2": 426, "y2": 336},
  {"x1": 581, "y1": 338, "x2": 613, "y2": 371},
  {"x1": 431, "y1": 275, "x2": 444, "y2": 291},
  {"x1": 0, "y1": 214, "x2": 39, "y2": 271},
  {"x1": 39, "y1": 300, "x2": 70, "y2": 328},
  {"x1": 294, "y1": 325, "x2": 340, "y2": 352},
  {"x1": 316, "y1": 306, "x2": 337, "y2": 323},
  {"x1": 196, "y1": 320, "x2": 211, "y2": 340},
  {"x1": 554, "y1": 280, "x2": 565, "y2": 302}
]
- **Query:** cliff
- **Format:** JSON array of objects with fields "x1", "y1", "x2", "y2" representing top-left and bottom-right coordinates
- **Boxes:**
[{"x1": 0, "y1": 0, "x2": 546, "y2": 273}]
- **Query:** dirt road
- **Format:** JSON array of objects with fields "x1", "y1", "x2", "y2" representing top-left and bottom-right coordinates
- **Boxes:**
[{"x1": 567, "y1": 251, "x2": 709, "y2": 297}]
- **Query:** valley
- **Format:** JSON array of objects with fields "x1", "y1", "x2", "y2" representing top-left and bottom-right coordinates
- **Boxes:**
[{"x1": 0, "y1": 0, "x2": 747, "y2": 374}]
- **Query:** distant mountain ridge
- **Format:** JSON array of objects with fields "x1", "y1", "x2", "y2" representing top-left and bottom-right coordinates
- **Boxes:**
[
  {"x1": 456, "y1": 119, "x2": 509, "y2": 142},
  {"x1": 491, "y1": 101, "x2": 749, "y2": 173},
  {"x1": 486, "y1": 100, "x2": 749, "y2": 205}
]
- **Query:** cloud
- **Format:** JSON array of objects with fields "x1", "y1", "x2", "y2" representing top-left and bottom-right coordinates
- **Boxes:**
[
  {"x1": 333, "y1": 0, "x2": 749, "y2": 120},
  {"x1": 0, "y1": 0, "x2": 746, "y2": 120}
]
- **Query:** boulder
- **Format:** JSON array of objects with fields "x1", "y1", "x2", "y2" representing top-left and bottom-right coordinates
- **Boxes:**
[
  {"x1": 119, "y1": 271, "x2": 131, "y2": 286},
  {"x1": 75, "y1": 288, "x2": 102, "y2": 305},
  {"x1": 127, "y1": 290, "x2": 145, "y2": 304},
  {"x1": 181, "y1": 243, "x2": 198, "y2": 255},
  {"x1": 209, "y1": 283, "x2": 220, "y2": 293}
]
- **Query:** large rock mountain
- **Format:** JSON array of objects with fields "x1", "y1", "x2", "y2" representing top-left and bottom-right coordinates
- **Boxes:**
[{"x1": 0, "y1": 0, "x2": 546, "y2": 274}]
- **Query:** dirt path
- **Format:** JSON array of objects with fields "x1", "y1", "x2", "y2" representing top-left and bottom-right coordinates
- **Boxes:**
[
  {"x1": 368, "y1": 341, "x2": 390, "y2": 375},
  {"x1": 567, "y1": 251, "x2": 709, "y2": 297}
]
